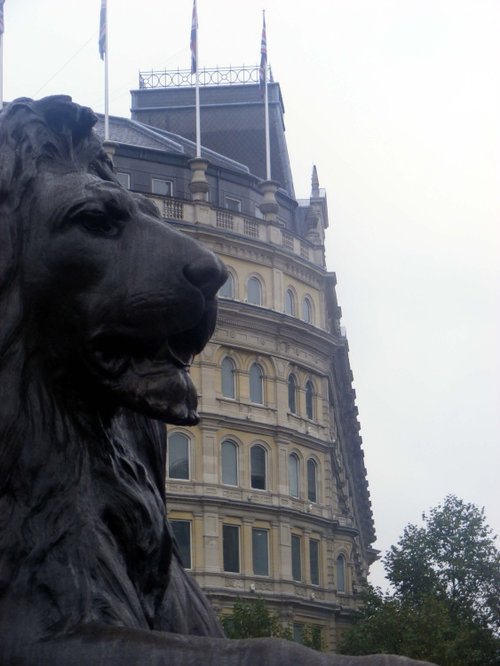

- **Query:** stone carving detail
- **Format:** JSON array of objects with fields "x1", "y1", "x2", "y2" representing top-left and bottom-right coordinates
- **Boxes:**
[
  {"x1": 0, "y1": 96, "x2": 435, "y2": 666},
  {"x1": 225, "y1": 579, "x2": 244, "y2": 589}
]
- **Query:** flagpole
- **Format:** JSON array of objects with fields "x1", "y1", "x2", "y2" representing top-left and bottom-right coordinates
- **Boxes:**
[
  {"x1": 104, "y1": 4, "x2": 109, "y2": 140},
  {"x1": 0, "y1": 33, "x2": 3, "y2": 111},
  {"x1": 104, "y1": 48, "x2": 109, "y2": 141},
  {"x1": 260, "y1": 10, "x2": 271, "y2": 180},
  {"x1": 192, "y1": 0, "x2": 201, "y2": 158},
  {"x1": 195, "y1": 56, "x2": 200, "y2": 157},
  {"x1": 264, "y1": 63, "x2": 270, "y2": 180},
  {"x1": 0, "y1": 0, "x2": 4, "y2": 111},
  {"x1": 99, "y1": 0, "x2": 109, "y2": 140}
]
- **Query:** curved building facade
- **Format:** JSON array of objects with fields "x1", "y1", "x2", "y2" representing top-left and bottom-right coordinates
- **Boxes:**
[{"x1": 98, "y1": 67, "x2": 376, "y2": 651}]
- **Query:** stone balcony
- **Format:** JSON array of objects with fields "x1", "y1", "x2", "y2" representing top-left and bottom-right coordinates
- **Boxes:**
[{"x1": 146, "y1": 194, "x2": 325, "y2": 268}]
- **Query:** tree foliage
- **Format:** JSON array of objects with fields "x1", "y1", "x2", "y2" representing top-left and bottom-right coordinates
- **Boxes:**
[
  {"x1": 222, "y1": 598, "x2": 290, "y2": 640},
  {"x1": 221, "y1": 598, "x2": 324, "y2": 651},
  {"x1": 339, "y1": 495, "x2": 500, "y2": 666}
]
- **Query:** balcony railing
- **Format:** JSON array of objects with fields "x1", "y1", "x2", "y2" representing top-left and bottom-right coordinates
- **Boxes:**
[{"x1": 147, "y1": 194, "x2": 321, "y2": 267}]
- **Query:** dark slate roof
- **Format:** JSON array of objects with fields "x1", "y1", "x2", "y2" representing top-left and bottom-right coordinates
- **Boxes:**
[
  {"x1": 94, "y1": 115, "x2": 250, "y2": 175},
  {"x1": 130, "y1": 82, "x2": 295, "y2": 197}
]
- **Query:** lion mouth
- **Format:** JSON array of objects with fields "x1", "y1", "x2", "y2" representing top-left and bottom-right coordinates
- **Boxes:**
[
  {"x1": 88, "y1": 306, "x2": 216, "y2": 425},
  {"x1": 90, "y1": 336, "x2": 194, "y2": 378}
]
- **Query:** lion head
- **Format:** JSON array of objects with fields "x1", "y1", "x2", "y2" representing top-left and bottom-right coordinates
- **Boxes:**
[{"x1": 0, "y1": 95, "x2": 227, "y2": 428}]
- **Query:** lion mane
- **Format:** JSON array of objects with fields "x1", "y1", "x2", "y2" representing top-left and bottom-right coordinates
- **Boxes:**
[{"x1": 0, "y1": 95, "x2": 226, "y2": 655}]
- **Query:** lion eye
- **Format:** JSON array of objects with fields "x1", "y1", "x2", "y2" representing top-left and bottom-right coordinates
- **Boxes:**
[{"x1": 77, "y1": 212, "x2": 120, "y2": 237}]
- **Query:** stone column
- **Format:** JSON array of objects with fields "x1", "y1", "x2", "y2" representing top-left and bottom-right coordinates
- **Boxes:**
[
  {"x1": 242, "y1": 518, "x2": 253, "y2": 576},
  {"x1": 258, "y1": 179, "x2": 281, "y2": 223},
  {"x1": 102, "y1": 140, "x2": 118, "y2": 163},
  {"x1": 203, "y1": 512, "x2": 220, "y2": 573},
  {"x1": 189, "y1": 157, "x2": 210, "y2": 202}
]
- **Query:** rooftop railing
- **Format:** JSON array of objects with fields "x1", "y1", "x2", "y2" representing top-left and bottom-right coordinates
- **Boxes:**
[{"x1": 138, "y1": 64, "x2": 271, "y2": 89}]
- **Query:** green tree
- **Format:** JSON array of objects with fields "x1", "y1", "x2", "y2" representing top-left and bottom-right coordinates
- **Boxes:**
[
  {"x1": 221, "y1": 598, "x2": 324, "y2": 650},
  {"x1": 221, "y1": 598, "x2": 291, "y2": 640},
  {"x1": 339, "y1": 496, "x2": 500, "y2": 666},
  {"x1": 385, "y1": 495, "x2": 499, "y2": 631},
  {"x1": 300, "y1": 624, "x2": 324, "y2": 652}
]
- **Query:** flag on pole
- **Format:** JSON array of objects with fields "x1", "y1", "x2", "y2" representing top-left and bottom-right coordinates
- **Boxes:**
[
  {"x1": 259, "y1": 11, "x2": 267, "y2": 92},
  {"x1": 99, "y1": 0, "x2": 107, "y2": 60},
  {"x1": 190, "y1": 0, "x2": 198, "y2": 74},
  {"x1": 0, "y1": 1, "x2": 5, "y2": 35}
]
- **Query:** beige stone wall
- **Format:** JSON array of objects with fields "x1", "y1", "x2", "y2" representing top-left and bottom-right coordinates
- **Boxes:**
[{"x1": 162, "y1": 199, "x2": 371, "y2": 651}]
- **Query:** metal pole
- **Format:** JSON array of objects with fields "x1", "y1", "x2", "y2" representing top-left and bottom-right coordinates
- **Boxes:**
[
  {"x1": 264, "y1": 68, "x2": 270, "y2": 180},
  {"x1": 195, "y1": 18, "x2": 201, "y2": 157},
  {"x1": 0, "y1": 34, "x2": 3, "y2": 111},
  {"x1": 104, "y1": 14, "x2": 109, "y2": 140}
]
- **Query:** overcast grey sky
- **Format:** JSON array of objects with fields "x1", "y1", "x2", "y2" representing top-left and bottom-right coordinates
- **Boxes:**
[{"x1": 4, "y1": 0, "x2": 499, "y2": 587}]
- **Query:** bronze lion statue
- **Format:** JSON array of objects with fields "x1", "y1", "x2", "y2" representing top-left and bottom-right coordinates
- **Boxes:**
[{"x1": 0, "y1": 96, "x2": 434, "y2": 665}]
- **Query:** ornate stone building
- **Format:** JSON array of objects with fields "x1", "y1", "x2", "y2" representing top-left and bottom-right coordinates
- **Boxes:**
[{"x1": 98, "y1": 66, "x2": 376, "y2": 651}]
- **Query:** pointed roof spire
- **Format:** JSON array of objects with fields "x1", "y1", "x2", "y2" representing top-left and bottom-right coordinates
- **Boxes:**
[{"x1": 311, "y1": 164, "x2": 320, "y2": 198}]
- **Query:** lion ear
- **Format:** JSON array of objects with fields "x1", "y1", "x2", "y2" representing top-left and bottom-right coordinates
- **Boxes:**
[{"x1": 36, "y1": 96, "x2": 97, "y2": 144}]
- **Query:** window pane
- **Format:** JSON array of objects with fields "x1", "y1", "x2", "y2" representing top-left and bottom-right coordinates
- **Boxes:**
[
  {"x1": 309, "y1": 539, "x2": 319, "y2": 585},
  {"x1": 221, "y1": 357, "x2": 235, "y2": 398},
  {"x1": 225, "y1": 196, "x2": 241, "y2": 212},
  {"x1": 249, "y1": 363, "x2": 263, "y2": 404},
  {"x1": 307, "y1": 459, "x2": 317, "y2": 503},
  {"x1": 247, "y1": 277, "x2": 262, "y2": 305},
  {"x1": 305, "y1": 381, "x2": 314, "y2": 419},
  {"x1": 292, "y1": 624, "x2": 303, "y2": 643},
  {"x1": 171, "y1": 520, "x2": 191, "y2": 569},
  {"x1": 291, "y1": 535, "x2": 302, "y2": 581},
  {"x1": 168, "y1": 433, "x2": 189, "y2": 479},
  {"x1": 152, "y1": 178, "x2": 172, "y2": 196},
  {"x1": 221, "y1": 440, "x2": 238, "y2": 486},
  {"x1": 336, "y1": 555, "x2": 346, "y2": 592},
  {"x1": 116, "y1": 172, "x2": 130, "y2": 189},
  {"x1": 288, "y1": 375, "x2": 297, "y2": 414},
  {"x1": 302, "y1": 298, "x2": 312, "y2": 323},
  {"x1": 252, "y1": 528, "x2": 269, "y2": 576},
  {"x1": 285, "y1": 289, "x2": 295, "y2": 315},
  {"x1": 251, "y1": 445, "x2": 266, "y2": 490},
  {"x1": 223, "y1": 525, "x2": 240, "y2": 573},
  {"x1": 288, "y1": 374, "x2": 297, "y2": 413},
  {"x1": 289, "y1": 454, "x2": 299, "y2": 498},
  {"x1": 219, "y1": 272, "x2": 234, "y2": 299}
]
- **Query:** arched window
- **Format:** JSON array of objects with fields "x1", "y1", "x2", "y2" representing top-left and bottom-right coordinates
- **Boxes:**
[
  {"x1": 249, "y1": 363, "x2": 264, "y2": 404},
  {"x1": 305, "y1": 380, "x2": 314, "y2": 420},
  {"x1": 302, "y1": 297, "x2": 313, "y2": 324},
  {"x1": 288, "y1": 374, "x2": 297, "y2": 414},
  {"x1": 288, "y1": 453, "x2": 300, "y2": 498},
  {"x1": 247, "y1": 276, "x2": 262, "y2": 305},
  {"x1": 307, "y1": 459, "x2": 317, "y2": 503},
  {"x1": 219, "y1": 272, "x2": 234, "y2": 299},
  {"x1": 221, "y1": 440, "x2": 238, "y2": 486},
  {"x1": 336, "y1": 554, "x2": 346, "y2": 593},
  {"x1": 221, "y1": 357, "x2": 236, "y2": 399},
  {"x1": 285, "y1": 289, "x2": 295, "y2": 316},
  {"x1": 250, "y1": 444, "x2": 267, "y2": 490},
  {"x1": 168, "y1": 433, "x2": 190, "y2": 480}
]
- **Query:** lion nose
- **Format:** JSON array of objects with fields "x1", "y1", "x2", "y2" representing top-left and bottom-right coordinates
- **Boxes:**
[{"x1": 183, "y1": 253, "x2": 228, "y2": 299}]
